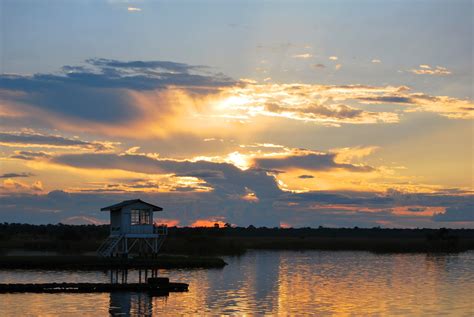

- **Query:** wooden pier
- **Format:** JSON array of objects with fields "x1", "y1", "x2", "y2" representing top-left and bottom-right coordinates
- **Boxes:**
[
  {"x1": 0, "y1": 278, "x2": 188, "y2": 295},
  {"x1": 0, "y1": 255, "x2": 227, "y2": 270}
]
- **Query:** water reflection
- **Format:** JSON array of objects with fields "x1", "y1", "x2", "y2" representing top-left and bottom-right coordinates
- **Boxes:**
[
  {"x1": 109, "y1": 292, "x2": 152, "y2": 316},
  {"x1": 150, "y1": 251, "x2": 474, "y2": 315},
  {"x1": 1, "y1": 251, "x2": 473, "y2": 316}
]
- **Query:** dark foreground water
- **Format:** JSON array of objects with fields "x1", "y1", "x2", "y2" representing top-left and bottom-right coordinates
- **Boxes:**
[{"x1": 1, "y1": 250, "x2": 473, "y2": 316}]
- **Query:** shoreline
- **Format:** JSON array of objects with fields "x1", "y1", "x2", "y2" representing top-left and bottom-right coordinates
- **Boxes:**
[{"x1": 1, "y1": 224, "x2": 473, "y2": 257}]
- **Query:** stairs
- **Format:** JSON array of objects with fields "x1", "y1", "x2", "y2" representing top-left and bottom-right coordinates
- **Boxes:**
[
  {"x1": 156, "y1": 234, "x2": 166, "y2": 253},
  {"x1": 97, "y1": 235, "x2": 123, "y2": 257}
]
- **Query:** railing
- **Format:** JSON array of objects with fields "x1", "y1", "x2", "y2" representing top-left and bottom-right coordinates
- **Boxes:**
[
  {"x1": 153, "y1": 225, "x2": 168, "y2": 235},
  {"x1": 110, "y1": 224, "x2": 168, "y2": 235},
  {"x1": 129, "y1": 225, "x2": 154, "y2": 234}
]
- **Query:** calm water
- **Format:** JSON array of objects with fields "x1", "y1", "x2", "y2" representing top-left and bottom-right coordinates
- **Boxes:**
[{"x1": 1, "y1": 250, "x2": 473, "y2": 316}]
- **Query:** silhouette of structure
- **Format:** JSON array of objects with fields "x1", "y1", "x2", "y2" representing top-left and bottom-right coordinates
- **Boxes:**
[
  {"x1": 109, "y1": 291, "x2": 152, "y2": 316},
  {"x1": 97, "y1": 199, "x2": 167, "y2": 257}
]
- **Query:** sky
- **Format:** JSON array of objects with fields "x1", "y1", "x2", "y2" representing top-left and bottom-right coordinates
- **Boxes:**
[{"x1": 0, "y1": 0, "x2": 472, "y2": 228}]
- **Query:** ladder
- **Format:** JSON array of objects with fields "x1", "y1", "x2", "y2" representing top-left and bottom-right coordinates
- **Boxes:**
[{"x1": 97, "y1": 235, "x2": 123, "y2": 257}]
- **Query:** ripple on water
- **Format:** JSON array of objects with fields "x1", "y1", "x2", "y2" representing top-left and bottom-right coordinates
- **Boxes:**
[{"x1": 1, "y1": 250, "x2": 473, "y2": 316}]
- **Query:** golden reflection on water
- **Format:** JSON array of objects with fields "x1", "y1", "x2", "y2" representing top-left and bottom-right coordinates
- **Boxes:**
[
  {"x1": 151, "y1": 251, "x2": 474, "y2": 315},
  {"x1": 1, "y1": 251, "x2": 473, "y2": 316}
]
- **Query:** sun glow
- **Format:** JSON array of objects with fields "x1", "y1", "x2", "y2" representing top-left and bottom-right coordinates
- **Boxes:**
[
  {"x1": 226, "y1": 151, "x2": 251, "y2": 170},
  {"x1": 217, "y1": 95, "x2": 252, "y2": 110}
]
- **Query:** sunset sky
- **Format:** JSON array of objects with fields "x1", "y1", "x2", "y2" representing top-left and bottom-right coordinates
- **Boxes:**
[{"x1": 0, "y1": 0, "x2": 472, "y2": 227}]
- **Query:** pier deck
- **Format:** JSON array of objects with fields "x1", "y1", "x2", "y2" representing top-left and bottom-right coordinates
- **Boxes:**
[
  {"x1": 0, "y1": 281, "x2": 188, "y2": 294},
  {"x1": 0, "y1": 255, "x2": 226, "y2": 270}
]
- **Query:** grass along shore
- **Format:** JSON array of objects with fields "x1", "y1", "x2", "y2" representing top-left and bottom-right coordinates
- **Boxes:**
[{"x1": 1, "y1": 224, "x2": 473, "y2": 256}]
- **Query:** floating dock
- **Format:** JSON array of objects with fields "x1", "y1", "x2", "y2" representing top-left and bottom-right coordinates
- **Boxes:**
[
  {"x1": 0, "y1": 278, "x2": 188, "y2": 295},
  {"x1": 0, "y1": 255, "x2": 227, "y2": 270}
]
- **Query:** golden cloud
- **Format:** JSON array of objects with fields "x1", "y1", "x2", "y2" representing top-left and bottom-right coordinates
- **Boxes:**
[{"x1": 408, "y1": 65, "x2": 451, "y2": 75}]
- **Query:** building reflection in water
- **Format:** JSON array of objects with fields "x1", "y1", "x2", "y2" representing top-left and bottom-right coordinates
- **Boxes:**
[
  {"x1": 109, "y1": 292, "x2": 153, "y2": 317},
  {"x1": 107, "y1": 268, "x2": 164, "y2": 317}
]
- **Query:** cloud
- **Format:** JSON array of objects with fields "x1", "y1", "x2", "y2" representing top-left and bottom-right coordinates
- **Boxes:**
[
  {"x1": 0, "y1": 59, "x2": 471, "y2": 142},
  {"x1": 10, "y1": 150, "x2": 52, "y2": 161},
  {"x1": 432, "y1": 204, "x2": 474, "y2": 222},
  {"x1": 174, "y1": 170, "x2": 225, "y2": 179},
  {"x1": 27, "y1": 144, "x2": 382, "y2": 196},
  {"x1": 409, "y1": 65, "x2": 451, "y2": 75},
  {"x1": 407, "y1": 207, "x2": 426, "y2": 212},
  {"x1": 286, "y1": 190, "x2": 393, "y2": 206},
  {"x1": 47, "y1": 144, "x2": 431, "y2": 216},
  {"x1": 0, "y1": 190, "x2": 111, "y2": 224},
  {"x1": 219, "y1": 83, "x2": 472, "y2": 122},
  {"x1": 252, "y1": 149, "x2": 374, "y2": 173},
  {"x1": 292, "y1": 53, "x2": 313, "y2": 59},
  {"x1": 298, "y1": 174, "x2": 314, "y2": 179},
  {"x1": 358, "y1": 93, "x2": 473, "y2": 119},
  {"x1": 329, "y1": 56, "x2": 338, "y2": 61},
  {"x1": 190, "y1": 219, "x2": 227, "y2": 227},
  {"x1": 51, "y1": 152, "x2": 282, "y2": 200},
  {"x1": 0, "y1": 131, "x2": 116, "y2": 151},
  {"x1": 0, "y1": 172, "x2": 34, "y2": 178},
  {"x1": 60, "y1": 216, "x2": 107, "y2": 225},
  {"x1": 0, "y1": 183, "x2": 472, "y2": 227},
  {"x1": 332, "y1": 146, "x2": 379, "y2": 163},
  {"x1": 312, "y1": 63, "x2": 326, "y2": 69},
  {"x1": 56, "y1": 145, "x2": 375, "y2": 180},
  {"x1": 69, "y1": 176, "x2": 213, "y2": 194},
  {"x1": 155, "y1": 218, "x2": 180, "y2": 227},
  {"x1": 0, "y1": 179, "x2": 43, "y2": 194},
  {"x1": 218, "y1": 83, "x2": 401, "y2": 125},
  {"x1": 86, "y1": 58, "x2": 208, "y2": 74},
  {"x1": 357, "y1": 96, "x2": 412, "y2": 103},
  {"x1": 0, "y1": 59, "x2": 235, "y2": 135},
  {"x1": 264, "y1": 103, "x2": 394, "y2": 123}
]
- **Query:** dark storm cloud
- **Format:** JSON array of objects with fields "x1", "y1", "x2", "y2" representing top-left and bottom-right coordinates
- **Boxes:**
[
  {"x1": 2, "y1": 188, "x2": 471, "y2": 227},
  {"x1": 253, "y1": 151, "x2": 374, "y2": 172},
  {"x1": 2, "y1": 152, "x2": 471, "y2": 227},
  {"x1": 1, "y1": 59, "x2": 234, "y2": 91},
  {"x1": 0, "y1": 59, "x2": 235, "y2": 124},
  {"x1": 52, "y1": 153, "x2": 282, "y2": 199}
]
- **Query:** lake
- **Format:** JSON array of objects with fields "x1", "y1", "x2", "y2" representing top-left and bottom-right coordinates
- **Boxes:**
[{"x1": 1, "y1": 250, "x2": 473, "y2": 316}]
